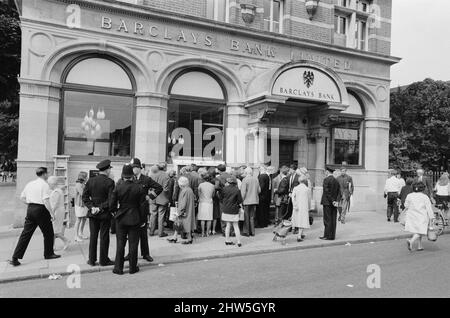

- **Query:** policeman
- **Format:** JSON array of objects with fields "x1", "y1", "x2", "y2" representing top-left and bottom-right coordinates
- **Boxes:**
[
  {"x1": 82, "y1": 159, "x2": 115, "y2": 266},
  {"x1": 111, "y1": 165, "x2": 148, "y2": 275},
  {"x1": 124, "y1": 158, "x2": 163, "y2": 262},
  {"x1": 10, "y1": 167, "x2": 60, "y2": 266}
]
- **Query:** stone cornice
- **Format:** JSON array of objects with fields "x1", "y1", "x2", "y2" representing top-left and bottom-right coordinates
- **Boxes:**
[{"x1": 37, "y1": 0, "x2": 401, "y2": 65}]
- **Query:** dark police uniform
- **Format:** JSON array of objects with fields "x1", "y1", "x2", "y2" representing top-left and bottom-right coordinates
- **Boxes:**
[
  {"x1": 110, "y1": 167, "x2": 148, "y2": 274},
  {"x1": 320, "y1": 169, "x2": 341, "y2": 240},
  {"x1": 82, "y1": 160, "x2": 115, "y2": 266},
  {"x1": 134, "y1": 173, "x2": 162, "y2": 256}
]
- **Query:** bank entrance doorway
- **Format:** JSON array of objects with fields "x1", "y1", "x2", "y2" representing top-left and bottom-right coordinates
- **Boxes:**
[{"x1": 267, "y1": 139, "x2": 296, "y2": 168}]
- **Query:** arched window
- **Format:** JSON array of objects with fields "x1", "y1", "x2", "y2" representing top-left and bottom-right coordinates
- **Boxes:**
[
  {"x1": 59, "y1": 56, "x2": 135, "y2": 158},
  {"x1": 167, "y1": 70, "x2": 226, "y2": 163},
  {"x1": 328, "y1": 92, "x2": 365, "y2": 167}
]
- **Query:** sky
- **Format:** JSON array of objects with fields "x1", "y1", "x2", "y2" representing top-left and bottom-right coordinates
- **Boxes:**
[{"x1": 390, "y1": 0, "x2": 450, "y2": 87}]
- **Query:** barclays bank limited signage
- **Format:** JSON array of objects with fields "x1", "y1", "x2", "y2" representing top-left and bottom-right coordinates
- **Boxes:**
[{"x1": 272, "y1": 67, "x2": 342, "y2": 103}]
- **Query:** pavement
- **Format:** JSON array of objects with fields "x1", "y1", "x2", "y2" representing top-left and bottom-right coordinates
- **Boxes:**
[
  {"x1": 0, "y1": 207, "x2": 424, "y2": 284},
  {"x1": 2, "y1": 235, "x2": 449, "y2": 298}
]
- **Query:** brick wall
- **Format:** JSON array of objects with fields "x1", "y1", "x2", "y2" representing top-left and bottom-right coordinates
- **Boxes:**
[{"x1": 111, "y1": 0, "x2": 393, "y2": 54}]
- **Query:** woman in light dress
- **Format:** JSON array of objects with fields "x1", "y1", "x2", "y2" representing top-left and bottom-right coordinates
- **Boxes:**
[
  {"x1": 74, "y1": 171, "x2": 88, "y2": 242},
  {"x1": 197, "y1": 173, "x2": 215, "y2": 237},
  {"x1": 291, "y1": 173, "x2": 311, "y2": 242},
  {"x1": 404, "y1": 182, "x2": 435, "y2": 252},
  {"x1": 434, "y1": 173, "x2": 450, "y2": 217},
  {"x1": 48, "y1": 176, "x2": 70, "y2": 251}
]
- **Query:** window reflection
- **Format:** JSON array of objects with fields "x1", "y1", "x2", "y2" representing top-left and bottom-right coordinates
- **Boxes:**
[{"x1": 63, "y1": 91, "x2": 133, "y2": 157}]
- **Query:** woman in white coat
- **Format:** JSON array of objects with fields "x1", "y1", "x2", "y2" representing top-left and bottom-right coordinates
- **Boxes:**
[
  {"x1": 404, "y1": 182, "x2": 435, "y2": 252},
  {"x1": 291, "y1": 174, "x2": 311, "y2": 242}
]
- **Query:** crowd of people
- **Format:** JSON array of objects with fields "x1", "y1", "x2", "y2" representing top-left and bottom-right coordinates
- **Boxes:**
[
  {"x1": 0, "y1": 159, "x2": 16, "y2": 183},
  {"x1": 7, "y1": 157, "x2": 369, "y2": 274},
  {"x1": 384, "y1": 168, "x2": 450, "y2": 252}
]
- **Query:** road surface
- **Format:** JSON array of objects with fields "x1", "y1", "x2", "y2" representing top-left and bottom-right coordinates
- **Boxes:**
[{"x1": 1, "y1": 235, "x2": 449, "y2": 298}]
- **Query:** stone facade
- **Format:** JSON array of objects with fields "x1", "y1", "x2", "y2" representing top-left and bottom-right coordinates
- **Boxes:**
[{"x1": 15, "y1": 0, "x2": 400, "y2": 221}]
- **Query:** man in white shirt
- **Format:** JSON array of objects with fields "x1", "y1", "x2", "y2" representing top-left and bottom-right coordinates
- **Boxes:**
[
  {"x1": 10, "y1": 167, "x2": 60, "y2": 266},
  {"x1": 384, "y1": 169, "x2": 403, "y2": 223}
]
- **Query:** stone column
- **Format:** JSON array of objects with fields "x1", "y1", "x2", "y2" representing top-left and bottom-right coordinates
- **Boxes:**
[
  {"x1": 363, "y1": 117, "x2": 391, "y2": 212},
  {"x1": 134, "y1": 92, "x2": 169, "y2": 165},
  {"x1": 15, "y1": 78, "x2": 61, "y2": 226},
  {"x1": 225, "y1": 102, "x2": 248, "y2": 166}
]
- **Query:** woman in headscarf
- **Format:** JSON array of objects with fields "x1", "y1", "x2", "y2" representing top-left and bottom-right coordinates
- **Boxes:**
[{"x1": 168, "y1": 176, "x2": 196, "y2": 244}]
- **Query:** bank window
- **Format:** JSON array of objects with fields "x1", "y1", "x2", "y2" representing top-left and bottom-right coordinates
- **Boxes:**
[
  {"x1": 335, "y1": 15, "x2": 347, "y2": 35},
  {"x1": 328, "y1": 93, "x2": 364, "y2": 166},
  {"x1": 206, "y1": 0, "x2": 230, "y2": 23},
  {"x1": 167, "y1": 71, "x2": 225, "y2": 163},
  {"x1": 337, "y1": 0, "x2": 350, "y2": 7},
  {"x1": 60, "y1": 57, "x2": 134, "y2": 158},
  {"x1": 264, "y1": 0, "x2": 284, "y2": 34},
  {"x1": 356, "y1": 0, "x2": 370, "y2": 12},
  {"x1": 356, "y1": 20, "x2": 368, "y2": 50}
]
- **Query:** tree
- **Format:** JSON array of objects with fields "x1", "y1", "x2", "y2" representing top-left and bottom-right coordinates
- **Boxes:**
[
  {"x1": 389, "y1": 79, "x2": 450, "y2": 171},
  {"x1": 0, "y1": 1, "x2": 20, "y2": 160}
]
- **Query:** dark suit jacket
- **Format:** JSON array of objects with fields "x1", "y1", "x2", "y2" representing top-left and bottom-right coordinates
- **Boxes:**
[
  {"x1": 288, "y1": 173, "x2": 300, "y2": 193},
  {"x1": 218, "y1": 184, "x2": 243, "y2": 215},
  {"x1": 321, "y1": 175, "x2": 341, "y2": 206},
  {"x1": 110, "y1": 180, "x2": 147, "y2": 227},
  {"x1": 258, "y1": 173, "x2": 271, "y2": 200},
  {"x1": 82, "y1": 174, "x2": 115, "y2": 219},
  {"x1": 414, "y1": 176, "x2": 433, "y2": 197}
]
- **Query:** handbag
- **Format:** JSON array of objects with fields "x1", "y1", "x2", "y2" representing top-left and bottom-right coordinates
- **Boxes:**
[
  {"x1": 239, "y1": 207, "x2": 245, "y2": 221},
  {"x1": 427, "y1": 220, "x2": 438, "y2": 242},
  {"x1": 399, "y1": 209, "x2": 407, "y2": 226},
  {"x1": 169, "y1": 206, "x2": 178, "y2": 222},
  {"x1": 173, "y1": 217, "x2": 184, "y2": 233}
]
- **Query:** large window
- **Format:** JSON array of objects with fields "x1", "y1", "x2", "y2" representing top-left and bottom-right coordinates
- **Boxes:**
[
  {"x1": 264, "y1": 0, "x2": 283, "y2": 33},
  {"x1": 206, "y1": 0, "x2": 230, "y2": 22},
  {"x1": 167, "y1": 70, "x2": 225, "y2": 163},
  {"x1": 60, "y1": 57, "x2": 135, "y2": 158},
  {"x1": 328, "y1": 93, "x2": 364, "y2": 167},
  {"x1": 335, "y1": 15, "x2": 347, "y2": 35},
  {"x1": 356, "y1": 19, "x2": 368, "y2": 51}
]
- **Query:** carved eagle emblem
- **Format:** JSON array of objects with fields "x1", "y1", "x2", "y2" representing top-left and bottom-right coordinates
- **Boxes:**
[{"x1": 303, "y1": 71, "x2": 315, "y2": 88}]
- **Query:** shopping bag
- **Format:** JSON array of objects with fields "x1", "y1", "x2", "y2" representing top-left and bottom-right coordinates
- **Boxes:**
[
  {"x1": 169, "y1": 206, "x2": 178, "y2": 222},
  {"x1": 239, "y1": 207, "x2": 245, "y2": 221},
  {"x1": 427, "y1": 223, "x2": 438, "y2": 242}
]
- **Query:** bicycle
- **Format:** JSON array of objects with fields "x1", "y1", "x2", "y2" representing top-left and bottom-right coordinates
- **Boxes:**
[{"x1": 433, "y1": 201, "x2": 449, "y2": 236}]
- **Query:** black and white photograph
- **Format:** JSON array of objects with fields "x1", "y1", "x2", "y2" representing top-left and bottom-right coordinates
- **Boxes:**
[{"x1": 0, "y1": 0, "x2": 449, "y2": 303}]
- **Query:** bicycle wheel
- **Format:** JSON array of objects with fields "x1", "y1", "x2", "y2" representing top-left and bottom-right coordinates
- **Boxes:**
[{"x1": 433, "y1": 213, "x2": 445, "y2": 236}]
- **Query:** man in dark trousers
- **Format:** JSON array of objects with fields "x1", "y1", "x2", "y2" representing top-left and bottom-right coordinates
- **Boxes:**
[
  {"x1": 127, "y1": 158, "x2": 162, "y2": 262},
  {"x1": 110, "y1": 165, "x2": 148, "y2": 275},
  {"x1": 9, "y1": 167, "x2": 60, "y2": 266},
  {"x1": 320, "y1": 167, "x2": 341, "y2": 241},
  {"x1": 83, "y1": 160, "x2": 115, "y2": 266},
  {"x1": 257, "y1": 166, "x2": 271, "y2": 228}
]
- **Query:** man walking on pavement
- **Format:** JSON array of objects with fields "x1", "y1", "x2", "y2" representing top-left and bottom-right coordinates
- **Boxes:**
[
  {"x1": 384, "y1": 169, "x2": 403, "y2": 223},
  {"x1": 336, "y1": 164, "x2": 354, "y2": 224},
  {"x1": 414, "y1": 168, "x2": 433, "y2": 199},
  {"x1": 126, "y1": 158, "x2": 162, "y2": 262},
  {"x1": 320, "y1": 167, "x2": 341, "y2": 241},
  {"x1": 9, "y1": 167, "x2": 60, "y2": 266},
  {"x1": 149, "y1": 163, "x2": 170, "y2": 237},
  {"x1": 83, "y1": 160, "x2": 116, "y2": 267}
]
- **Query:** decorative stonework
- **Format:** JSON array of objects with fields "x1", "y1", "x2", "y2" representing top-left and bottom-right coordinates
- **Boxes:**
[
  {"x1": 148, "y1": 51, "x2": 165, "y2": 71},
  {"x1": 376, "y1": 85, "x2": 388, "y2": 102},
  {"x1": 29, "y1": 32, "x2": 54, "y2": 56},
  {"x1": 238, "y1": 64, "x2": 254, "y2": 84}
]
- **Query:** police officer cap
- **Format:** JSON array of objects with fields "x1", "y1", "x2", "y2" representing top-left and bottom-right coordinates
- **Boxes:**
[
  {"x1": 121, "y1": 164, "x2": 134, "y2": 179},
  {"x1": 130, "y1": 158, "x2": 142, "y2": 169},
  {"x1": 96, "y1": 159, "x2": 112, "y2": 171},
  {"x1": 326, "y1": 167, "x2": 334, "y2": 173}
]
